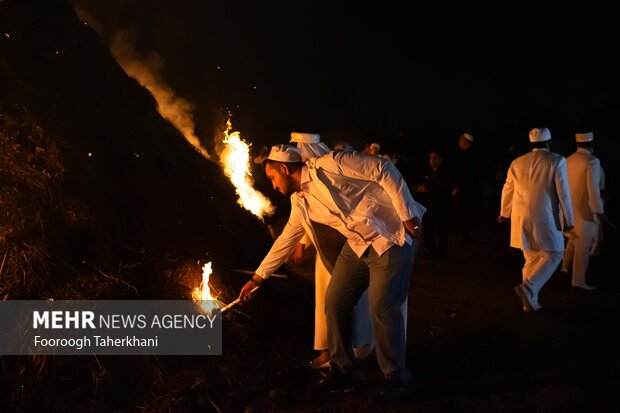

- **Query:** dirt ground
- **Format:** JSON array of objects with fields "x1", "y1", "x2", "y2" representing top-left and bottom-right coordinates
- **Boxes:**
[{"x1": 206, "y1": 202, "x2": 619, "y2": 413}]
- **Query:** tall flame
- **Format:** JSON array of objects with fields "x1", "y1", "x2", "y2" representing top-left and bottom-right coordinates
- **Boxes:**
[
  {"x1": 192, "y1": 262, "x2": 219, "y2": 314},
  {"x1": 219, "y1": 120, "x2": 275, "y2": 221}
]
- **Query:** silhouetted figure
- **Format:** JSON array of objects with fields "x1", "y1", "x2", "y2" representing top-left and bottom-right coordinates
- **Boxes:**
[
  {"x1": 417, "y1": 150, "x2": 452, "y2": 261},
  {"x1": 451, "y1": 132, "x2": 478, "y2": 244}
]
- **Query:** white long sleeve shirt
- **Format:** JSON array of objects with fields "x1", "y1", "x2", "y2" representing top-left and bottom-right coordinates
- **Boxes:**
[{"x1": 255, "y1": 151, "x2": 426, "y2": 279}]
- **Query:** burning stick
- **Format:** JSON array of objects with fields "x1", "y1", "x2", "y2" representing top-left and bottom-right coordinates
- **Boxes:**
[{"x1": 220, "y1": 286, "x2": 259, "y2": 313}]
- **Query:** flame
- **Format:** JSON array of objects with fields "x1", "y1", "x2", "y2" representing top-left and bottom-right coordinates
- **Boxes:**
[
  {"x1": 192, "y1": 262, "x2": 219, "y2": 314},
  {"x1": 219, "y1": 120, "x2": 275, "y2": 221}
]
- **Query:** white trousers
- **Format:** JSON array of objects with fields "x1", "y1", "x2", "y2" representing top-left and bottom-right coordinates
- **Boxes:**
[
  {"x1": 562, "y1": 236, "x2": 594, "y2": 286},
  {"x1": 522, "y1": 249, "x2": 563, "y2": 303},
  {"x1": 314, "y1": 253, "x2": 408, "y2": 352}
]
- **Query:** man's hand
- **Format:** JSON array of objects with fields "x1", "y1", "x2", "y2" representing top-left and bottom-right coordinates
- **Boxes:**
[
  {"x1": 238, "y1": 275, "x2": 262, "y2": 302},
  {"x1": 403, "y1": 217, "x2": 423, "y2": 238},
  {"x1": 498, "y1": 215, "x2": 510, "y2": 224}
]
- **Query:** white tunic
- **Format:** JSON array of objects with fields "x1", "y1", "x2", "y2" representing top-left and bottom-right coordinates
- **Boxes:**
[
  {"x1": 500, "y1": 148, "x2": 574, "y2": 252},
  {"x1": 565, "y1": 148, "x2": 604, "y2": 238}
]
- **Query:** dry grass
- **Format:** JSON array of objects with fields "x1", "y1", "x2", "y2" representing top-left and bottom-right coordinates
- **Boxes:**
[{"x1": 0, "y1": 100, "x2": 65, "y2": 297}]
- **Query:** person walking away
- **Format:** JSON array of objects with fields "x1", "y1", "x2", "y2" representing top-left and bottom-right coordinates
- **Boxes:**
[
  {"x1": 561, "y1": 132, "x2": 607, "y2": 290},
  {"x1": 498, "y1": 127, "x2": 574, "y2": 312}
]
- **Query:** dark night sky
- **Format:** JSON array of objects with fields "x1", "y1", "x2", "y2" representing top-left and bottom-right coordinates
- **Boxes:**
[{"x1": 71, "y1": 0, "x2": 620, "y2": 155}]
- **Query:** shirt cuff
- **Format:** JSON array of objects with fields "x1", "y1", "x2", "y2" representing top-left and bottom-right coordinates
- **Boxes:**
[{"x1": 254, "y1": 268, "x2": 271, "y2": 280}]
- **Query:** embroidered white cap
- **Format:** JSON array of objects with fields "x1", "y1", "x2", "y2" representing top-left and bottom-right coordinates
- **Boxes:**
[
  {"x1": 266, "y1": 144, "x2": 303, "y2": 163},
  {"x1": 461, "y1": 132, "x2": 474, "y2": 142},
  {"x1": 575, "y1": 132, "x2": 594, "y2": 143},
  {"x1": 529, "y1": 127, "x2": 552, "y2": 142},
  {"x1": 290, "y1": 132, "x2": 321, "y2": 143}
]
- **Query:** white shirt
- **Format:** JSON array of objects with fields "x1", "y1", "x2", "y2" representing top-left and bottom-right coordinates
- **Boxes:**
[{"x1": 255, "y1": 151, "x2": 426, "y2": 279}]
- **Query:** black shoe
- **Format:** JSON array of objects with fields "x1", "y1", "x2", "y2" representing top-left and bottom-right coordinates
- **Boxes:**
[
  {"x1": 310, "y1": 367, "x2": 355, "y2": 395},
  {"x1": 375, "y1": 379, "x2": 414, "y2": 406}
]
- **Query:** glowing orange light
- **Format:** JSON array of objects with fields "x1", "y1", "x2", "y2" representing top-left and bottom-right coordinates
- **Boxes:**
[
  {"x1": 219, "y1": 120, "x2": 275, "y2": 221},
  {"x1": 192, "y1": 262, "x2": 219, "y2": 314}
]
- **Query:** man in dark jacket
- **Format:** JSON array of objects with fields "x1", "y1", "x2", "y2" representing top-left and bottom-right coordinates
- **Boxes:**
[
  {"x1": 417, "y1": 150, "x2": 452, "y2": 260},
  {"x1": 451, "y1": 132, "x2": 478, "y2": 244}
]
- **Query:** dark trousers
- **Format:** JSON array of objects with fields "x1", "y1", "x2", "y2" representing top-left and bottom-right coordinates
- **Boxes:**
[
  {"x1": 325, "y1": 241, "x2": 418, "y2": 384},
  {"x1": 423, "y1": 208, "x2": 450, "y2": 258}
]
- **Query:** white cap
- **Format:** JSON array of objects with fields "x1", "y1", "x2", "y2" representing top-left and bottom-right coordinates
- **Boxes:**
[
  {"x1": 461, "y1": 132, "x2": 474, "y2": 142},
  {"x1": 529, "y1": 127, "x2": 552, "y2": 142},
  {"x1": 575, "y1": 132, "x2": 594, "y2": 143},
  {"x1": 266, "y1": 144, "x2": 302, "y2": 163},
  {"x1": 370, "y1": 142, "x2": 381, "y2": 150},
  {"x1": 290, "y1": 132, "x2": 321, "y2": 143}
]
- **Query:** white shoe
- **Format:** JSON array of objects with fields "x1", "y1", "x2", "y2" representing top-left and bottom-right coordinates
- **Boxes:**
[{"x1": 573, "y1": 284, "x2": 596, "y2": 291}]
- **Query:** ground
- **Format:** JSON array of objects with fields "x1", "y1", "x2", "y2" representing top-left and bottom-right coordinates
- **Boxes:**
[{"x1": 146, "y1": 203, "x2": 619, "y2": 413}]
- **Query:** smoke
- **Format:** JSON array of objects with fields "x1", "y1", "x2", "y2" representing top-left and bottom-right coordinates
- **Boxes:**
[
  {"x1": 109, "y1": 31, "x2": 210, "y2": 159},
  {"x1": 73, "y1": 3, "x2": 210, "y2": 159},
  {"x1": 72, "y1": 2, "x2": 278, "y2": 221}
]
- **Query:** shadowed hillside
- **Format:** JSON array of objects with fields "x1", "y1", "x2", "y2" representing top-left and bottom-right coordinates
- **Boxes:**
[
  {"x1": 0, "y1": 0, "x2": 274, "y2": 300},
  {"x1": 0, "y1": 1, "x2": 310, "y2": 410}
]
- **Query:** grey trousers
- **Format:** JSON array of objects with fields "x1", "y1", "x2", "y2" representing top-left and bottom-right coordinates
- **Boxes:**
[{"x1": 325, "y1": 240, "x2": 417, "y2": 383}]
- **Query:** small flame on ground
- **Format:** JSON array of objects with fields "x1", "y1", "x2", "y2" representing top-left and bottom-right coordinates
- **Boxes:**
[
  {"x1": 219, "y1": 120, "x2": 275, "y2": 221},
  {"x1": 192, "y1": 262, "x2": 219, "y2": 314}
]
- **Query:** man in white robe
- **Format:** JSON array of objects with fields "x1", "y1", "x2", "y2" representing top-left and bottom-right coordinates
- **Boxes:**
[
  {"x1": 499, "y1": 127, "x2": 574, "y2": 312},
  {"x1": 561, "y1": 132, "x2": 606, "y2": 290}
]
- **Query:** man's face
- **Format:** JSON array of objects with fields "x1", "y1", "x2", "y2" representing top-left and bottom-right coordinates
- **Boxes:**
[
  {"x1": 265, "y1": 162, "x2": 295, "y2": 196},
  {"x1": 429, "y1": 152, "x2": 443, "y2": 170},
  {"x1": 458, "y1": 136, "x2": 470, "y2": 149}
]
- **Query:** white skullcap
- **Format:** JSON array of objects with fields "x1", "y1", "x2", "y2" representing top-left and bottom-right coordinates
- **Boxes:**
[
  {"x1": 370, "y1": 142, "x2": 381, "y2": 150},
  {"x1": 462, "y1": 132, "x2": 474, "y2": 142},
  {"x1": 529, "y1": 127, "x2": 552, "y2": 142},
  {"x1": 266, "y1": 144, "x2": 302, "y2": 163},
  {"x1": 575, "y1": 132, "x2": 594, "y2": 143},
  {"x1": 290, "y1": 132, "x2": 321, "y2": 143}
]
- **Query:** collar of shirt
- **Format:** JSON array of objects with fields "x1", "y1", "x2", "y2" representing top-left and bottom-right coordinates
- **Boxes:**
[
  {"x1": 576, "y1": 147, "x2": 591, "y2": 155},
  {"x1": 532, "y1": 148, "x2": 549, "y2": 152},
  {"x1": 300, "y1": 164, "x2": 311, "y2": 187}
]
